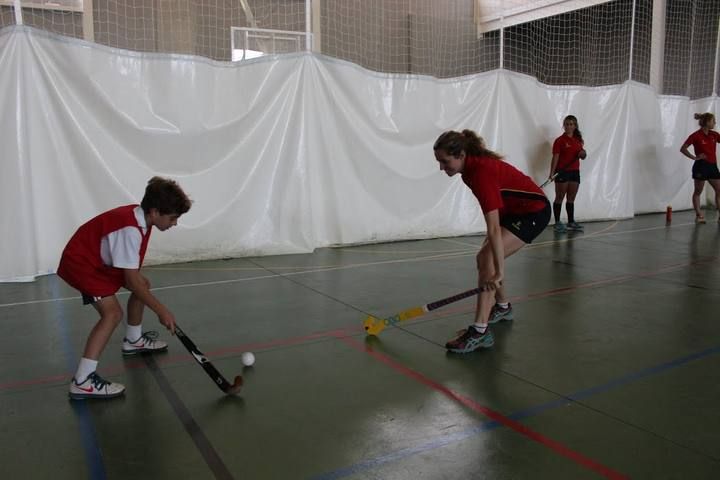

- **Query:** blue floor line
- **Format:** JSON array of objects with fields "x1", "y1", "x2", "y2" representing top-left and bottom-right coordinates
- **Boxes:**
[
  {"x1": 53, "y1": 278, "x2": 107, "y2": 480},
  {"x1": 311, "y1": 344, "x2": 720, "y2": 480}
]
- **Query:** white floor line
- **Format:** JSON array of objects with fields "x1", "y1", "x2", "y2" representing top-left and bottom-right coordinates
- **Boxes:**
[{"x1": 0, "y1": 220, "x2": 697, "y2": 309}]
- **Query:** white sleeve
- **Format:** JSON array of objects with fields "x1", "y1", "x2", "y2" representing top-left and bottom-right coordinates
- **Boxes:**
[{"x1": 104, "y1": 227, "x2": 143, "y2": 269}]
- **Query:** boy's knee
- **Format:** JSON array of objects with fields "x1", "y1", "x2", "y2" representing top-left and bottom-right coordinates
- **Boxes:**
[{"x1": 103, "y1": 306, "x2": 124, "y2": 324}]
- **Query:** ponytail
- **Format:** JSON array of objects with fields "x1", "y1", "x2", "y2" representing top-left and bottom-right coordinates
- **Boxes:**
[
  {"x1": 694, "y1": 112, "x2": 715, "y2": 128},
  {"x1": 433, "y1": 130, "x2": 502, "y2": 159}
]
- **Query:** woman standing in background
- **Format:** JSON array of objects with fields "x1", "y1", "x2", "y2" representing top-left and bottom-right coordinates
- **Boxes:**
[
  {"x1": 549, "y1": 115, "x2": 586, "y2": 233},
  {"x1": 680, "y1": 112, "x2": 720, "y2": 224}
]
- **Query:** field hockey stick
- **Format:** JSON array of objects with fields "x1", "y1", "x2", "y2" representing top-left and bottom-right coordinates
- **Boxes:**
[
  {"x1": 540, "y1": 172, "x2": 558, "y2": 188},
  {"x1": 364, "y1": 287, "x2": 487, "y2": 336},
  {"x1": 175, "y1": 325, "x2": 243, "y2": 395},
  {"x1": 542, "y1": 147, "x2": 585, "y2": 188}
]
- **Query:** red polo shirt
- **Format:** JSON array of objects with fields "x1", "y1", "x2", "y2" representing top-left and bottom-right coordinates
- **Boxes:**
[
  {"x1": 552, "y1": 134, "x2": 584, "y2": 172},
  {"x1": 461, "y1": 155, "x2": 547, "y2": 217},
  {"x1": 683, "y1": 129, "x2": 720, "y2": 164}
]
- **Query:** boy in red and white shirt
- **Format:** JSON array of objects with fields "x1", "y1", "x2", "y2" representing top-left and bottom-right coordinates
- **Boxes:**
[{"x1": 58, "y1": 177, "x2": 192, "y2": 399}]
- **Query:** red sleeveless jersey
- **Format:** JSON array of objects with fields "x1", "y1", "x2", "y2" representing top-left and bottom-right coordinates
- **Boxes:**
[{"x1": 57, "y1": 205, "x2": 152, "y2": 296}]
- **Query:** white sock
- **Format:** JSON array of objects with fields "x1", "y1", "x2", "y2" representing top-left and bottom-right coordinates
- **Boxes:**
[
  {"x1": 75, "y1": 358, "x2": 98, "y2": 383},
  {"x1": 497, "y1": 302, "x2": 509, "y2": 309},
  {"x1": 472, "y1": 324, "x2": 488, "y2": 334},
  {"x1": 126, "y1": 324, "x2": 142, "y2": 342}
]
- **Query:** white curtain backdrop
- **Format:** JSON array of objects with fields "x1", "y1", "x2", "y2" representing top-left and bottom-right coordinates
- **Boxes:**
[{"x1": 1, "y1": 26, "x2": 717, "y2": 282}]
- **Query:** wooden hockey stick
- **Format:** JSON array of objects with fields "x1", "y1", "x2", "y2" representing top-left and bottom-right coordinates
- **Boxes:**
[{"x1": 364, "y1": 287, "x2": 484, "y2": 336}]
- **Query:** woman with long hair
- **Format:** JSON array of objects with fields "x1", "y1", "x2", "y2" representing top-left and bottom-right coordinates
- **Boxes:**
[
  {"x1": 434, "y1": 130, "x2": 550, "y2": 353},
  {"x1": 549, "y1": 115, "x2": 586, "y2": 232}
]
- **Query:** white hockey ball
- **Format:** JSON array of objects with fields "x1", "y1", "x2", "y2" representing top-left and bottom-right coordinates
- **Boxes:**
[{"x1": 241, "y1": 352, "x2": 255, "y2": 367}]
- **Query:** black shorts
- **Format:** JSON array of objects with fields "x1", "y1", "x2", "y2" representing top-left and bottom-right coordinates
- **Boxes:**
[
  {"x1": 692, "y1": 160, "x2": 720, "y2": 180},
  {"x1": 81, "y1": 293, "x2": 110, "y2": 305},
  {"x1": 500, "y1": 202, "x2": 551, "y2": 244},
  {"x1": 555, "y1": 170, "x2": 580, "y2": 184}
]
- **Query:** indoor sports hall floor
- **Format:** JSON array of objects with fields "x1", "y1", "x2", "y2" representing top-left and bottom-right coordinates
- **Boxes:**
[{"x1": 1, "y1": 210, "x2": 719, "y2": 479}]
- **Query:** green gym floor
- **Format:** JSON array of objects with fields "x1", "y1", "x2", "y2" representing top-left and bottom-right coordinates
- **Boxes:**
[{"x1": 1, "y1": 211, "x2": 720, "y2": 479}]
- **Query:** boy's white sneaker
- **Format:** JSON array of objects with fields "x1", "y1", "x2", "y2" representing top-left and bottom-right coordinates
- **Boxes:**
[
  {"x1": 69, "y1": 372, "x2": 125, "y2": 400},
  {"x1": 122, "y1": 331, "x2": 168, "y2": 356}
]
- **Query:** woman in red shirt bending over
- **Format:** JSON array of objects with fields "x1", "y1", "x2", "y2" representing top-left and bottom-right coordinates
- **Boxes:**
[
  {"x1": 549, "y1": 115, "x2": 586, "y2": 233},
  {"x1": 434, "y1": 130, "x2": 551, "y2": 353},
  {"x1": 680, "y1": 112, "x2": 720, "y2": 224}
]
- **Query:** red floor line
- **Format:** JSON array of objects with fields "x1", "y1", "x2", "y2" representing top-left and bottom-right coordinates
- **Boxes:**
[
  {"x1": 425, "y1": 256, "x2": 717, "y2": 320},
  {"x1": 2, "y1": 256, "x2": 715, "y2": 392},
  {"x1": 334, "y1": 334, "x2": 629, "y2": 480},
  {"x1": 0, "y1": 327, "x2": 358, "y2": 391},
  {"x1": 0, "y1": 373, "x2": 70, "y2": 390},
  {"x1": 206, "y1": 328, "x2": 355, "y2": 357},
  {"x1": 420, "y1": 274, "x2": 640, "y2": 321},
  {"x1": 152, "y1": 328, "x2": 356, "y2": 367}
]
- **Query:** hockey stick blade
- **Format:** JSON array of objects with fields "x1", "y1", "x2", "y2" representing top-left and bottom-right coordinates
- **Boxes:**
[{"x1": 175, "y1": 325, "x2": 243, "y2": 395}]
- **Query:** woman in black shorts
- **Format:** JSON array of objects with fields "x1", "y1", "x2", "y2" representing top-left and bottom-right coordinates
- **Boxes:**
[
  {"x1": 549, "y1": 115, "x2": 587, "y2": 232},
  {"x1": 680, "y1": 112, "x2": 720, "y2": 224},
  {"x1": 434, "y1": 130, "x2": 550, "y2": 353}
]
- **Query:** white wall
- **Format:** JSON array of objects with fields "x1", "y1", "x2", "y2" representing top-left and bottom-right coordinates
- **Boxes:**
[{"x1": 1, "y1": 27, "x2": 716, "y2": 282}]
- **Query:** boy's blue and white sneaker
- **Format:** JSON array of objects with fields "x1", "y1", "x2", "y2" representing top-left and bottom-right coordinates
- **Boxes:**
[
  {"x1": 554, "y1": 222, "x2": 566, "y2": 233},
  {"x1": 446, "y1": 326, "x2": 494, "y2": 353},
  {"x1": 567, "y1": 222, "x2": 584, "y2": 231},
  {"x1": 122, "y1": 331, "x2": 168, "y2": 356},
  {"x1": 488, "y1": 303, "x2": 513, "y2": 324},
  {"x1": 69, "y1": 372, "x2": 125, "y2": 400}
]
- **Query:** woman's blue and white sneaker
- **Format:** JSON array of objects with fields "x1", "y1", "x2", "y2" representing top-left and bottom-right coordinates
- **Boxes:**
[
  {"x1": 554, "y1": 222, "x2": 567, "y2": 233},
  {"x1": 69, "y1": 372, "x2": 125, "y2": 400},
  {"x1": 122, "y1": 331, "x2": 168, "y2": 356},
  {"x1": 488, "y1": 303, "x2": 513, "y2": 324},
  {"x1": 567, "y1": 222, "x2": 584, "y2": 231},
  {"x1": 445, "y1": 326, "x2": 495, "y2": 353}
]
